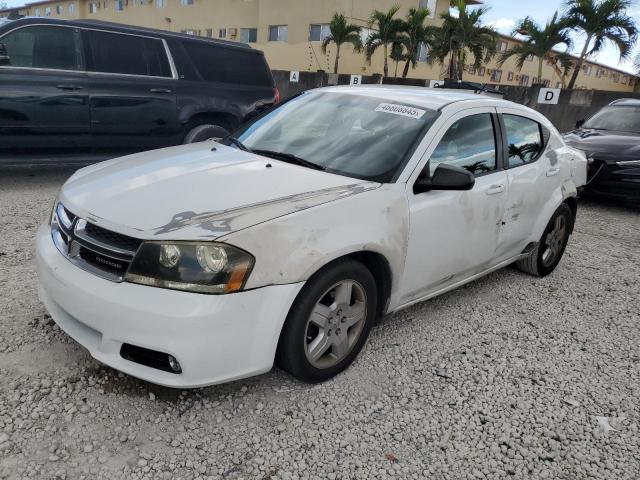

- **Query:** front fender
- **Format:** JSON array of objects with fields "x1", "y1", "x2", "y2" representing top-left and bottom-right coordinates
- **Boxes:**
[{"x1": 219, "y1": 184, "x2": 409, "y2": 308}]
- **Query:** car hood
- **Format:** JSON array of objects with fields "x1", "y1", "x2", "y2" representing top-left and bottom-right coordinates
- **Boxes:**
[
  {"x1": 563, "y1": 129, "x2": 640, "y2": 162},
  {"x1": 60, "y1": 143, "x2": 380, "y2": 240}
]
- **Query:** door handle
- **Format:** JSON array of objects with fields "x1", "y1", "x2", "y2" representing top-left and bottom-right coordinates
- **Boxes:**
[
  {"x1": 150, "y1": 88, "x2": 172, "y2": 94},
  {"x1": 546, "y1": 167, "x2": 561, "y2": 177},
  {"x1": 56, "y1": 84, "x2": 83, "y2": 90},
  {"x1": 486, "y1": 184, "x2": 505, "y2": 195}
]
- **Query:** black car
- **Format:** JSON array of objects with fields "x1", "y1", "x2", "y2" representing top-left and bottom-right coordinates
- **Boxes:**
[
  {"x1": 0, "y1": 18, "x2": 278, "y2": 160},
  {"x1": 563, "y1": 98, "x2": 640, "y2": 202}
]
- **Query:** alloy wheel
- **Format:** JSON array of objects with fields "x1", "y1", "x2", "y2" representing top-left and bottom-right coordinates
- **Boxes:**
[
  {"x1": 304, "y1": 280, "x2": 367, "y2": 369},
  {"x1": 542, "y1": 214, "x2": 567, "y2": 267}
]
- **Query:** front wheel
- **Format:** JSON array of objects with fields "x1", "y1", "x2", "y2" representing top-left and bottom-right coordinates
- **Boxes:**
[
  {"x1": 276, "y1": 259, "x2": 377, "y2": 383},
  {"x1": 516, "y1": 203, "x2": 574, "y2": 277}
]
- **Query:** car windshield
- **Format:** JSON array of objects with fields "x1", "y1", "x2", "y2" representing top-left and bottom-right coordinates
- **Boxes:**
[
  {"x1": 233, "y1": 91, "x2": 439, "y2": 182},
  {"x1": 583, "y1": 106, "x2": 640, "y2": 134}
]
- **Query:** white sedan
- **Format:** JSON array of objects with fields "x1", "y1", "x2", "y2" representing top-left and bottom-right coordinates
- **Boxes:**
[{"x1": 37, "y1": 86, "x2": 587, "y2": 387}]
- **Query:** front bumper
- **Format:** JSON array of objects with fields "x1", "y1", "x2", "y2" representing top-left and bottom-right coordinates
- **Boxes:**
[{"x1": 36, "y1": 224, "x2": 304, "y2": 388}]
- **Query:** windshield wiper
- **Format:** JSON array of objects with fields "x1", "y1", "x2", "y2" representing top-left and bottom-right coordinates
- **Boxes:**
[
  {"x1": 252, "y1": 149, "x2": 326, "y2": 171},
  {"x1": 225, "y1": 136, "x2": 252, "y2": 152}
]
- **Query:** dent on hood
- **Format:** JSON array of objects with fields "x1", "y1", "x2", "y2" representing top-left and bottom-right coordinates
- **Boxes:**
[{"x1": 153, "y1": 183, "x2": 380, "y2": 238}]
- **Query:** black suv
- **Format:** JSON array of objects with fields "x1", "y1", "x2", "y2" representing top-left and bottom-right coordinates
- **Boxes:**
[
  {"x1": 0, "y1": 18, "x2": 278, "y2": 160},
  {"x1": 563, "y1": 98, "x2": 640, "y2": 202}
]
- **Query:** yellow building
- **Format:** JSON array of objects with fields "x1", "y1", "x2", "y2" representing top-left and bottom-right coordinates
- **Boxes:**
[{"x1": 1, "y1": 0, "x2": 637, "y2": 92}]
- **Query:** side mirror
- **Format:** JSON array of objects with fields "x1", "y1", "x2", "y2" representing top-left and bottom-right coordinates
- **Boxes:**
[
  {"x1": 575, "y1": 119, "x2": 585, "y2": 129},
  {"x1": 0, "y1": 43, "x2": 8, "y2": 66},
  {"x1": 414, "y1": 163, "x2": 475, "y2": 194}
]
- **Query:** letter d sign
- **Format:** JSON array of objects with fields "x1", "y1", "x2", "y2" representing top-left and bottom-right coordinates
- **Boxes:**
[{"x1": 537, "y1": 88, "x2": 560, "y2": 104}]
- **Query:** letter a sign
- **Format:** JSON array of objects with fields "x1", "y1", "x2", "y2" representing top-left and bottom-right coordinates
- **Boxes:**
[
  {"x1": 537, "y1": 88, "x2": 560, "y2": 104},
  {"x1": 290, "y1": 71, "x2": 300, "y2": 83}
]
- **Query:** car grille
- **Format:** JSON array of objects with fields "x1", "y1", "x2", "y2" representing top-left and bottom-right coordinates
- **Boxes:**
[{"x1": 51, "y1": 203, "x2": 143, "y2": 282}]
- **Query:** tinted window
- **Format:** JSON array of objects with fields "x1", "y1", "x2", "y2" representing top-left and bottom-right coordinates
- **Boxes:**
[
  {"x1": 83, "y1": 30, "x2": 171, "y2": 77},
  {"x1": 0, "y1": 26, "x2": 77, "y2": 70},
  {"x1": 583, "y1": 106, "x2": 640, "y2": 134},
  {"x1": 182, "y1": 41, "x2": 273, "y2": 86},
  {"x1": 430, "y1": 114, "x2": 496, "y2": 175},
  {"x1": 503, "y1": 114, "x2": 543, "y2": 168}
]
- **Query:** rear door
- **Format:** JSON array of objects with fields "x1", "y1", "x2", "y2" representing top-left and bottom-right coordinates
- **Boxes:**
[
  {"x1": 495, "y1": 109, "x2": 559, "y2": 259},
  {"x1": 81, "y1": 28, "x2": 179, "y2": 153},
  {"x1": 0, "y1": 24, "x2": 90, "y2": 154}
]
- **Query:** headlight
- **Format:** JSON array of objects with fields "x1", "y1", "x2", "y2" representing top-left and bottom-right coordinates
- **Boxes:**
[{"x1": 125, "y1": 241, "x2": 254, "y2": 294}]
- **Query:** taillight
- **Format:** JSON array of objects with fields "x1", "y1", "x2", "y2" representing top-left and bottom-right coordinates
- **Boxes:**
[{"x1": 274, "y1": 87, "x2": 281, "y2": 104}]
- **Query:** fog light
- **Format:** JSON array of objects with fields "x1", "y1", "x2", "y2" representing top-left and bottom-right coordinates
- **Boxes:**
[{"x1": 168, "y1": 355, "x2": 182, "y2": 373}]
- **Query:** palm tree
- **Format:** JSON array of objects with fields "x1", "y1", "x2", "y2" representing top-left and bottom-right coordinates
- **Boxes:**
[
  {"x1": 390, "y1": 42, "x2": 405, "y2": 77},
  {"x1": 499, "y1": 13, "x2": 573, "y2": 86},
  {"x1": 399, "y1": 7, "x2": 437, "y2": 78},
  {"x1": 365, "y1": 5, "x2": 405, "y2": 78},
  {"x1": 563, "y1": 0, "x2": 638, "y2": 89},
  {"x1": 322, "y1": 13, "x2": 363, "y2": 74},
  {"x1": 429, "y1": 0, "x2": 498, "y2": 81}
]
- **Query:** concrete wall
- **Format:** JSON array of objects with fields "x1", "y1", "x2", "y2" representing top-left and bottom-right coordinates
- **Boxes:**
[{"x1": 272, "y1": 70, "x2": 640, "y2": 133}]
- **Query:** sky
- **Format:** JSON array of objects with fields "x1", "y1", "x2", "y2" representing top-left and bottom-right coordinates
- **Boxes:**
[
  {"x1": 480, "y1": 0, "x2": 640, "y2": 74},
  {"x1": 2, "y1": 0, "x2": 639, "y2": 74}
]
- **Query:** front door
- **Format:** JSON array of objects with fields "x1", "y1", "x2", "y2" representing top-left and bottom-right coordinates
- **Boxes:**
[
  {"x1": 81, "y1": 29, "x2": 178, "y2": 154},
  {"x1": 400, "y1": 108, "x2": 508, "y2": 306},
  {"x1": 0, "y1": 24, "x2": 89, "y2": 154}
]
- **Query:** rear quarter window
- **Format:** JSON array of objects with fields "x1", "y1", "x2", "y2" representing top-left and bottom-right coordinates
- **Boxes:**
[{"x1": 181, "y1": 40, "x2": 273, "y2": 87}]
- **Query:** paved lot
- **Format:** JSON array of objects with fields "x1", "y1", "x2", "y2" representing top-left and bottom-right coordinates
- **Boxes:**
[{"x1": 0, "y1": 166, "x2": 639, "y2": 480}]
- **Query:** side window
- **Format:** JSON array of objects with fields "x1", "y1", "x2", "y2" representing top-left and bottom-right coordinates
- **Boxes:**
[
  {"x1": 0, "y1": 26, "x2": 77, "y2": 70},
  {"x1": 182, "y1": 41, "x2": 273, "y2": 87},
  {"x1": 503, "y1": 114, "x2": 543, "y2": 168},
  {"x1": 83, "y1": 30, "x2": 171, "y2": 77},
  {"x1": 429, "y1": 113, "x2": 497, "y2": 176}
]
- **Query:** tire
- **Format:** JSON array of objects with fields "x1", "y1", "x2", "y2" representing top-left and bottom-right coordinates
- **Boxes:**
[
  {"x1": 276, "y1": 259, "x2": 378, "y2": 383},
  {"x1": 516, "y1": 203, "x2": 574, "y2": 277},
  {"x1": 183, "y1": 124, "x2": 230, "y2": 144}
]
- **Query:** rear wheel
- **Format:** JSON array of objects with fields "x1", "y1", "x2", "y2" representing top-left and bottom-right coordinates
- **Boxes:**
[
  {"x1": 183, "y1": 124, "x2": 230, "y2": 144},
  {"x1": 276, "y1": 259, "x2": 377, "y2": 383},
  {"x1": 516, "y1": 203, "x2": 573, "y2": 277}
]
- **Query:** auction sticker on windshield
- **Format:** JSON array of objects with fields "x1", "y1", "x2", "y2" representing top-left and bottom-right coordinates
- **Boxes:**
[{"x1": 375, "y1": 103, "x2": 426, "y2": 120}]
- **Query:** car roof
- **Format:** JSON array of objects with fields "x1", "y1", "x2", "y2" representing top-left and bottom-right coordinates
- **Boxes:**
[
  {"x1": 0, "y1": 17, "x2": 256, "y2": 52},
  {"x1": 608, "y1": 98, "x2": 640, "y2": 106},
  {"x1": 317, "y1": 85, "x2": 515, "y2": 111}
]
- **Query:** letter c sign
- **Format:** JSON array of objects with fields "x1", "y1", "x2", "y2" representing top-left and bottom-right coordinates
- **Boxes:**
[{"x1": 537, "y1": 88, "x2": 561, "y2": 104}]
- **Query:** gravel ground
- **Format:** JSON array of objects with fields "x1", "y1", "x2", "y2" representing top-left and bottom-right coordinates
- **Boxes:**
[{"x1": 0, "y1": 166, "x2": 639, "y2": 480}]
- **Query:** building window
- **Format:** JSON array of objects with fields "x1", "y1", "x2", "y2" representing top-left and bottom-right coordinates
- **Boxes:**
[
  {"x1": 519, "y1": 75, "x2": 529, "y2": 86},
  {"x1": 219, "y1": 28, "x2": 227, "y2": 39},
  {"x1": 89, "y1": 2, "x2": 98, "y2": 13},
  {"x1": 181, "y1": 0, "x2": 194, "y2": 5},
  {"x1": 419, "y1": 0, "x2": 437, "y2": 19},
  {"x1": 182, "y1": 29, "x2": 196, "y2": 36},
  {"x1": 583, "y1": 64, "x2": 592, "y2": 75},
  {"x1": 45, "y1": 7, "x2": 51, "y2": 16},
  {"x1": 156, "y1": 0, "x2": 166, "y2": 7},
  {"x1": 555, "y1": 81, "x2": 562, "y2": 88},
  {"x1": 468, "y1": 65, "x2": 476, "y2": 75},
  {"x1": 532, "y1": 77, "x2": 538, "y2": 84},
  {"x1": 543, "y1": 79, "x2": 550, "y2": 87},
  {"x1": 205, "y1": 28, "x2": 213, "y2": 37},
  {"x1": 55, "y1": 5, "x2": 62, "y2": 14},
  {"x1": 490, "y1": 69, "x2": 502, "y2": 82},
  {"x1": 478, "y1": 67, "x2": 486, "y2": 76},
  {"x1": 621, "y1": 76, "x2": 627, "y2": 85},
  {"x1": 507, "y1": 71, "x2": 514, "y2": 81},
  {"x1": 497, "y1": 40, "x2": 508, "y2": 52},
  {"x1": 115, "y1": 0, "x2": 124, "y2": 11},
  {"x1": 268, "y1": 25, "x2": 288, "y2": 42},
  {"x1": 34, "y1": 8, "x2": 41, "y2": 15},
  {"x1": 69, "y1": 3, "x2": 76, "y2": 13},
  {"x1": 239, "y1": 28, "x2": 257, "y2": 43},
  {"x1": 417, "y1": 42, "x2": 429, "y2": 62},
  {"x1": 309, "y1": 24, "x2": 331, "y2": 42}
]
